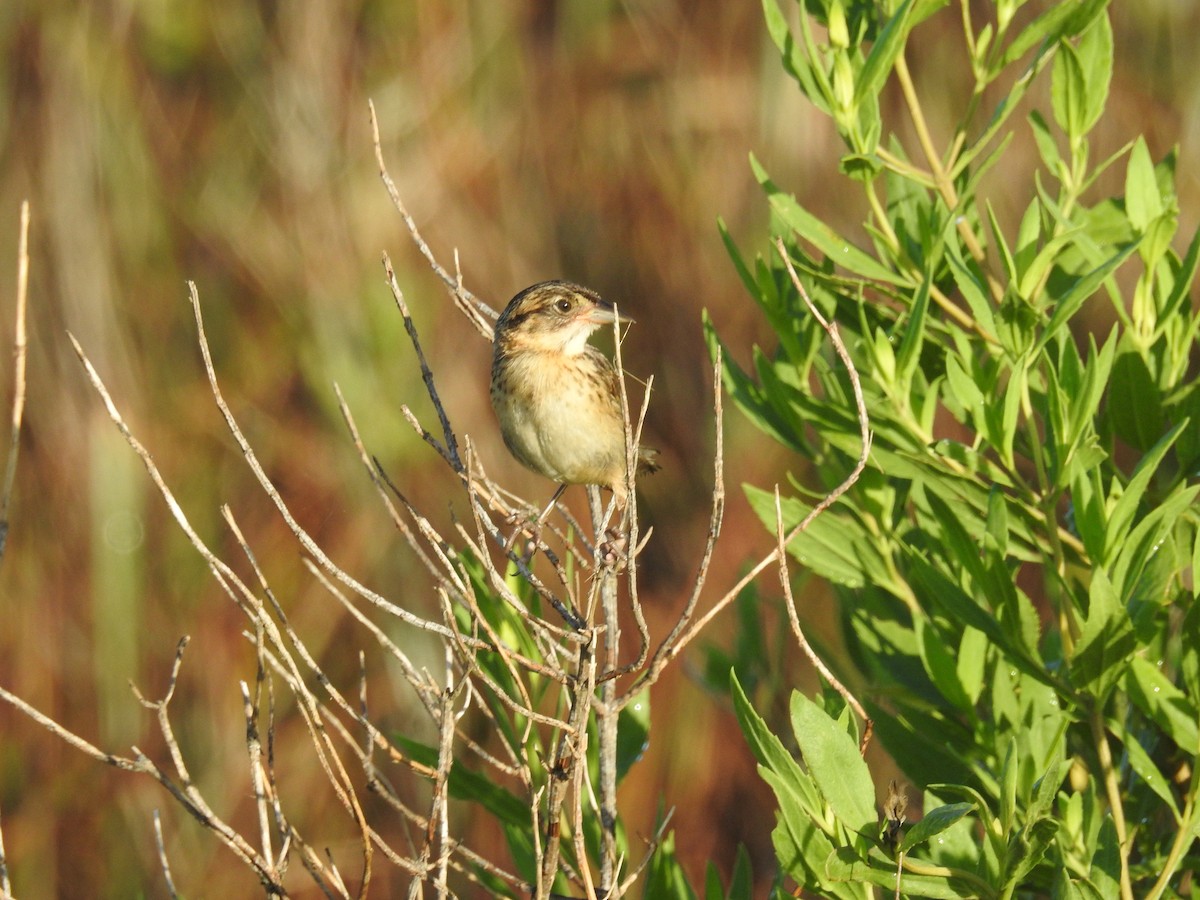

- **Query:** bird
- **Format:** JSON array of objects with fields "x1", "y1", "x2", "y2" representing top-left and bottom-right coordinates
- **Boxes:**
[{"x1": 490, "y1": 280, "x2": 659, "y2": 513}]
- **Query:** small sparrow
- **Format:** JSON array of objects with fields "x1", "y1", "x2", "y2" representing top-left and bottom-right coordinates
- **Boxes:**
[{"x1": 490, "y1": 280, "x2": 659, "y2": 509}]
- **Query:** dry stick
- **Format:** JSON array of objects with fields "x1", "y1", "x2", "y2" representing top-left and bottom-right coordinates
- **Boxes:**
[
  {"x1": 52, "y1": 346, "x2": 370, "y2": 894},
  {"x1": 539, "y1": 635, "x2": 597, "y2": 900},
  {"x1": 62, "y1": 333, "x2": 368, "y2": 891},
  {"x1": 429, "y1": 676, "x2": 465, "y2": 898},
  {"x1": 382, "y1": 254, "x2": 462, "y2": 473},
  {"x1": 152, "y1": 810, "x2": 180, "y2": 900},
  {"x1": 459, "y1": 441, "x2": 583, "y2": 650},
  {"x1": 592, "y1": 488, "x2": 620, "y2": 892},
  {"x1": 771, "y1": 239, "x2": 873, "y2": 752},
  {"x1": 131, "y1": 640, "x2": 295, "y2": 895},
  {"x1": 241, "y1": 679, "x2": 278, "y2": 880},
  {"x1": 367, "y1": 99, "x2": 496, "y2": 339},
  {"x1": 772, "y1": 489, "x2": 873, "y2": 753},
  {"x1": 320, "y1": 696, "x2": 527, "y2": 894},
  {"x1": 333, "y1": 382, "x2": 448, "y2": 594},
  {"x1": 0, "y1": 677, "x2": 280, "y2": 891},
  {"x1": 217, "y1": 510, "x2": 375, "y2": 897},
  {"x1": 181, "y1": 283, "x2": 481, "y2": 650},
  {"x1": 0, "y1": 200, "x2": 30, "y2": 561},
  {"x1": 631, "y1": 345, "x2": 725, "y2": 700},
  {"x1": 604, "y1": 312, "x2": 653, "y2": 682},
  {"x1": 129, "y1": 638, "x2": 287, "y2": 890},
  {"x1": 303, "y1": 560, "x2": 444, "y2": 719},
  {"x1": 455, "y1": 465, "x2": 587, "y2": 631},
  {"x1": 638, "y1": 238, "x2": 871, "y2": 686}
]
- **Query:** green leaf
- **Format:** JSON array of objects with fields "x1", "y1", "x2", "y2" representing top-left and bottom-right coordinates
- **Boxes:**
[
  {"x1": 957, "y1": 627, "x2": 988, "y2": 706},
  {"x1": 790, "y1": 692, "x2": 876, "y2": 835},
  {"x1": 984, "y1": 487, "x2": 1009, "y2": 560},
  {"x1": 1051, "y1": 40, "x2": 1086, "y2": 140},
  {"x1": 1075, "y1": 10, "x2": 1113, "y2": 134},
  {"x1": 1002, "y1": 819, "x2": 1060, "y2": 889},
  {"x1": 825, "y1": 844, "x2": 983, "y2": 898},
  {"x1": 731, "y1": 672, "x2": 810, "y2": 792},
  {"x1": 947, "y1": 242, "x2": 995, "y2": 324},
  {"x1": 894, "y1": 277, "x2": 930, "y2": 392},
  {"x1": 1106, "y1": 340, "x2": 1165, "y2": 452},
  {"x1": 1111, "y1": 483, "x2": 1198, "y2": 607},
  {"x1": 729, "y1": 845, "x2": 754, "y2": 900},
  {"x1": 1090, "y1": 816, "x2": 1122, "y2": 900},
  {"x1": 915, "y1": 615, "x2": 974, "y2": 713},
  {"x1": 1125, "y1": 656, "x2": 1200, "y2": 754},
  {"x1": 899, "y1": 802, "x2": 976, "y2": 853},
  {"x1": 1105, "y1": 717, "x2": 1181, "y2": 818},
  {"x1": 1001, "y1": 0, "x2": 1110, "y2": 67},
  {"x1": 643, "y1": 831, "x2": 699, "y2": 900},
  {"x1": 751, "y1": 154, "x2": 907, "y2": 286},
  {"x1": 1104, "y1": 419, "x2": 1186, "y2": 563},
  {"x1": 1028, "y1": 757, "x2": 1069, "y2": 825},
  {"x1": 945, "y1": 351, "x2": 985, "y2": 413},
  {"x1": 1014, "y1": 196, "x2": 1043, "y2": 283},
  {"x1": 393, "y1": 736, "x2": 529, "y2": 827},
  {"x1": 1034, "y1": 240, "x2": 1139, "y2": 353},
  {"x1": 761, "y1": 767, "x2": 846, "y2": 895},
  {"x1": 762, "y1": 0, "x2": 831, "y2": 114},
  {"x1": 617, "y1": 688, "x2": 650, "y2": 781},
  {"x1": 1125, "y1": 137, "x2": 1163, "y2": 232},
  {"x1": 999, "y1": 737, "x2": 1019, "y2": 833},
  {"x1": 704, "y1": 319, "x2": 802, "y2": 454},
  {"x1": 854, "y1": 0, "x2": 924, "y2": 107},
  {"x1": 1028, "y1": 110, "x2": 1062, "y2": 175},
  {"x1": 717, "y1": 218, "x2": 759, "y2": 300},
  {"x1": 1070, "y1": 567, "x2": 1134, "y2": 693}
]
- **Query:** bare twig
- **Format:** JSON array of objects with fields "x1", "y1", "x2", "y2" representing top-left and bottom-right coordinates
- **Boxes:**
[
  {"x1": 0, "y1": 638, "x2": 292, "y2": 891},
  {"x1": 0, "y1": 797, "x2": 9, "y2": 899},
  {"x1": 773, "y1": 488, "x2": 872, "y2": 754},
  {"x1": 638, "y1": 237, "x2": 870, "y2": 686},
  {"x1": 367, "y1": 99, "x2": 496, "y2": 339},
  {"x1": 152, "y1": 810, "x2": 180, "y2": 899},
  {"x1": 182, "y1": 282, "x2": 477, "y2": 647},
  {"x1": 633, "y1": 343, "x2": 725, "y2": 698},
  {"x1": 382, "y1": 253, "x2": 463, "y2": 472},
  {"x1": 0, "y1": 200, "x2": 30, "y2": 561}
]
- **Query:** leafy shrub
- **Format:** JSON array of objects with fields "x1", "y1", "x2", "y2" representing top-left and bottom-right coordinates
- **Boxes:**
[{"x1": 710, "y1": 0, "x2": 1200, "y2": 897}]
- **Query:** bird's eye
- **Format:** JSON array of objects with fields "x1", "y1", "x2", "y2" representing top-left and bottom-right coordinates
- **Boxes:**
[{"x1": 554, "y1": 297, "x2": 572, "y2": 313}]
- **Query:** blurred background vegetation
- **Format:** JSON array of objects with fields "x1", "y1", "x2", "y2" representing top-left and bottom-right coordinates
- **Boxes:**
[{"x1": 0, "y1": 1, "x2": 1197, "y2": 896}]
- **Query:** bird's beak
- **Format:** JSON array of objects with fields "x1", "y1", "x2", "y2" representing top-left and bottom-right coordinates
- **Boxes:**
[{"x1": 584, "y1": 302, "x2": 634, "y2": 326}]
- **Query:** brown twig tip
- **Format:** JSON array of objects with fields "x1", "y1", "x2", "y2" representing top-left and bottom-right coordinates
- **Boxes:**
[{"x1": 367, "y1": 98, "x2": 496, "y2": 338}]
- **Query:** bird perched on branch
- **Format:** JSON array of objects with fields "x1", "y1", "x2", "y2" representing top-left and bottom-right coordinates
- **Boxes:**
[{"x1": 490, "y1": 280, "x2": 659, "y2": 511}]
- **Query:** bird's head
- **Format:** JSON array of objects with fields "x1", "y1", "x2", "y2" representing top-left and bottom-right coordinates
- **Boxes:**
[{"x1": 494, "y1": 281, "x2": 631, "y2": 356}]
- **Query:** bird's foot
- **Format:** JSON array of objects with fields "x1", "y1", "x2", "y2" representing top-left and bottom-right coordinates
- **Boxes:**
[{"x1": 597, "y1": 528, "x2": 628, "y2": 570}]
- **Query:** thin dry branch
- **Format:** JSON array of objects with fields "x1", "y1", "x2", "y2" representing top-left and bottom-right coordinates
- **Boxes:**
[
  {"x1": 368, "y1": 99, "x2": 496, "y2": 339},
  {"x1": 1, "y1": 638, "x2": 291, "y2": 892},
  {"x1": 773, "y1": 488, "x2": 873, "y2": 754},
  {"x1": 382, "y1": 253, "x2": 462, "y2": 472},
  {"x1": 631, "y1": 343, "x2": 725, "y2": 699},
  {"x1": 152, "y1": 810, "x2": 179, "y2": 900},
  {"x1": 0, "y1": 200, "x2": 30, "y2": 560},
  {"x1": 182, "y1": 282, "x2": 482, "y2": 649},
  {"x1": 637, "y1": 237, "x2": 871, "y2": 686}
]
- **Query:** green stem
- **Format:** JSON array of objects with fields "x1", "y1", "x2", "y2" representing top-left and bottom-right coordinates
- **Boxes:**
[
  {"x1": 901, "y1": 856, "x2": 997, "y2": 899},
  {"x1": 1089, "y1": 711, "x2": 1135, "y2": 900},
  {"x1": 1019, "y1": 382, "x2": 1080, "y2": 652},
  {"x1": 893, "y1": 51, "x2": 1005, "y2": 305},
  {"x1": 1144, "y1": 776, "x2": 1199, "y2": 899}
]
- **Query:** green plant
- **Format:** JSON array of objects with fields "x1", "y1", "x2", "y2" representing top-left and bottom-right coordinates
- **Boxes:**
[{"x1": 712, "y1": 0, "x2": 1200, "y2": 896}]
